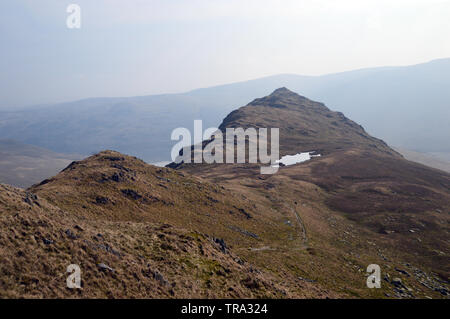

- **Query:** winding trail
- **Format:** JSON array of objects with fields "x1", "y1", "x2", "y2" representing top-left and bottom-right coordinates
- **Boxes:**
[
  {"x1": 290, "y1": 206, "x2": 308, "y2": 247},
  {"x1": 243, "y1": 195, "x2": 309, "y2": 252}
]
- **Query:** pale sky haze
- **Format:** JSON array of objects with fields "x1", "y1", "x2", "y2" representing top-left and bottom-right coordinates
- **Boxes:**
[{"x1": 1, "y1": 0, "x2": 449, "y2": 108}]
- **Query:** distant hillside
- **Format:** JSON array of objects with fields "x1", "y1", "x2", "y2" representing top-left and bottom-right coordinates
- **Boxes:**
[
  {"x1": 394, "y1": 147, "x2": 450, "y2": 173},
  {"x1": 0, "y1": 139, "x2": 81, "y2": 188},
  {"x1": 0, "y1": 59, "x2": 449, "y2": 162},
  {"x1": 176, "y1": 88, "x2": 450, "y2": 298}
]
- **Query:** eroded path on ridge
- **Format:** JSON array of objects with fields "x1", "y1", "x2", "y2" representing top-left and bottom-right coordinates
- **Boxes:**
[
  {"x1": 289, "y1": 205, "x2": 308, "y2": 248},
  {"x1": 244, "y1": 194, "x2": 309, "y2": 252}
]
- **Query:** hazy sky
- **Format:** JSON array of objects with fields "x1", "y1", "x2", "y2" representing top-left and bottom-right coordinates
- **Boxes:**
[{"x1": 1, "y1": 0, "x2": 450, "y2": 108}]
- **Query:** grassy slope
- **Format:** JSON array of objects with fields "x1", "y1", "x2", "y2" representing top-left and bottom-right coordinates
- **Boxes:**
[
  {"x1": 0, "y1": 175, "x2": 292, "y2": 298},
  {"x1": 1, "y1": 151, "x2": 337, "y2": 298}
]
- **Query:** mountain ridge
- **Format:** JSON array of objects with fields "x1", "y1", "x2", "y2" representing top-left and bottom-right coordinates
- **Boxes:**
[
  {"x1": 0, "y1": 58, "x2": 449, "y2": 163},
  {"x1": 1, "y1": 88, "x2": 449, "y2": 298},
  {"x1": 216, "y1": 87, "x2": 400, "y2": 157},
  {"x1": 176, "y1": 89, "x2": 450, "y2": 295}
]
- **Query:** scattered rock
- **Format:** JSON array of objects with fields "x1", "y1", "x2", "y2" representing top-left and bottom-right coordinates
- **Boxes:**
[
  {"x1": 206, "y1": 196, "x2": 219, "y2": 203},
  {"x1": 391, "y1": 277, "x2": 403, "y2": 287},
  {"x1": 111, "y1": 172, "x2": 123, "y2": 182},
  {"x1": 42, "y1": 238, "x2": 53, "y2": 245},
  {"x1": 111, "y1": 163, "x2": 131, "y2": 172},
  {"x1": 24, "y1": 193, "x2": 39, "y2": 206},
  {"x1": 95, "y1": 196, "x2": 109, "y2": 205},
  {"x1": 233, "y1": 206, "x2": 252, "y2": 219},
  {"x1": 62, "y1": 161, "x2": 79, "y2": 171},
  {"x1": 214, "y1": 238, "x2": 228, "y2": 253},
  {"x1": 97, "y1": 263, "x2": 114, "y2": 272},
  {"x1": 65, "y1": 229, "x2": 78, "y2": 239},
  {"x1": 234, "y1": 257, "x2": 245, "y2": 265},
  {"x1": 104, "y1": 156, "x2": 125, "y2": 162},
  {"x1": 395, "y1": 267, "x2": 411, "y2": 277},
  {"x1": 98, "y1": 244, "x2": 121, "y2": 257},
  {"x1": 241, "y1": 276, "x2": 260, "y2": 289},
  {"x1": 37, "y1": 178, "x2": 53, "y2": 186},
  {"x1": 74, "y1": 225, "x2": 84, "y2": 231},
  {"x1": 153, "y1": 270, "x2": 169, "y2": 286},
  {"x1": 121, "y1": 189, "x2": 142, "y2": 200},
  {"x1": 228, "y1": 225, "x2": 259, "y2": 239},
  {"x1": 156, "y1": 176, "x2": 171, "y2": 183},
  {"x1": 435, "y1": 287, "x2": 449, "y2": 296},
  {"x1": 298, "y1": 276, "x2": 316, "y2": 283}
]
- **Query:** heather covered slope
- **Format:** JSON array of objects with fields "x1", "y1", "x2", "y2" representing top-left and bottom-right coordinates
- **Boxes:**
[
  {"x1": 5, "y1": 150, "x2": 336, "y2": 298},
  {"x1": 1, "y1": 148, "x2": 448, "y2": 298},
  {"x1": 28, "y1": 151, "x2": 299, "y2": 253},
  {"x1": 212, "y1": 88, "x2": 450, "y2": 218},
  {"x1": 186, "y1": 88, "x2": 450, "y2": 216},
  {"x1": 0, "y1": 165, "x2": 294, "y2": 298}
]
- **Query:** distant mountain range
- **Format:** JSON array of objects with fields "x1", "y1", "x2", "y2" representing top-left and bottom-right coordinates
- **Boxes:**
[{"x1": 0, "y1": 58, "x2": 449, "y2": 163}]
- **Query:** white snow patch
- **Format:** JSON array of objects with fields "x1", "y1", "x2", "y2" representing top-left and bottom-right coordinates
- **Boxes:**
[{"x1": 273, "y1": 152, "x2": 321, "y2": 167}]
